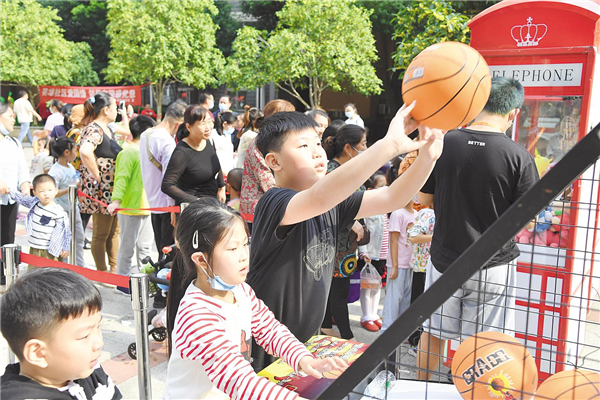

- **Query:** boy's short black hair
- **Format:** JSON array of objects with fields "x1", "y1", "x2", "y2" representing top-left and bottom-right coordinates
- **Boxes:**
[
  {"x1": 129, "y1": 115, "x2": 157, "y2": 140},
  {"x1": 226, "y1": 168, "x2": 243, "y2": 193},
  {"x1": 483, "y1": 77, "x2": 525, "y2": 116},
  {"x1": 32, "y1": 174, "x2": 56, "y2": 190},
  {"x1": 255, "y1": 111, "x2": 318, "y2": 157},
  {"x1": 0, "y1": 268, "x2": 102, "y2": 360}
]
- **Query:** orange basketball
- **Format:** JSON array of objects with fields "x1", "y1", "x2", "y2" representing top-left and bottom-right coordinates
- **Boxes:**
[
  {"x1": 402, "y1": 41, "x2": 491, "y2": 130},
  {"x1": 533, "y1": 369, "x2": 599, "y2": 399},
  {"x1": 451, "y1": 331, "x2": 538, "y2": 400}
]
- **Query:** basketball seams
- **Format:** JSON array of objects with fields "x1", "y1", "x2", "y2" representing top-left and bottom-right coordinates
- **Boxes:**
[
  {"x1": 457, "y1": 70, "x2": 491, "y2": 127},
  {"x1": 401, "y1": 46, "x2": 469, "y2": 95},
  {"x1": 420, "y1": 54, "x2": 483, "y2": 123}
]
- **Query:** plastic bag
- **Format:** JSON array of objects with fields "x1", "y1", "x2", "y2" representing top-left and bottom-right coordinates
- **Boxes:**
[{"x1": 360, "y1": 262, "x2": 382, "y2": 290}]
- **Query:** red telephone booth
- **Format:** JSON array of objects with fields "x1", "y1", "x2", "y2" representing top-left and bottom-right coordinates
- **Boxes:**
[{"x1": 445, "y1": 0, "x2": 600, "y2": 381}]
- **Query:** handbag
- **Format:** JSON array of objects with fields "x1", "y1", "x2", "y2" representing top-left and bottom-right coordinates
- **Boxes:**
[{"x1": 357, "y1": 221, "x2": 370, "y2": 246}]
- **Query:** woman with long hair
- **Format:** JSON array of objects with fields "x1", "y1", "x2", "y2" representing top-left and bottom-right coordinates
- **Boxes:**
[
  {"x1": 235, "y1": 106, "x2": 263, "y2": 168},
  {"x1": 79, "y1": 92, "x2": 121, "y2": 273},
  {"x1": 239, "y1": 99, "x2": 295, "y2": 215},
  {"x1": 320, "y1": 124, "x2": 369, "y2": 340}
]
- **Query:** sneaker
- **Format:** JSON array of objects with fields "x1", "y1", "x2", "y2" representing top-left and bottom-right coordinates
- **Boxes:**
[
  {"x1": 115, "y1": 286, "x2": 130, "y2": 296},
  {"x1": 361, "y1": 320, "x2": 380, "y2": 332},
  {"x1": 84, "y1": 238, "x2": 91, "y2": 249},
  {"x1": 407, "y1": 346, "x2": 418, "y2": 357}
]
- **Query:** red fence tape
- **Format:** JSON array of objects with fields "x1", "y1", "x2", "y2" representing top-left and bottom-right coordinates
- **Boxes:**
[
  {"x1": 77, "y1": 190, "x2": 180, "y2": 213},
  {"x1": 20, "y1": 253, "x2": 130, "y2": 288},
  {"x1": 77, "y1": 189, "x2": 254, "y2": 222}
]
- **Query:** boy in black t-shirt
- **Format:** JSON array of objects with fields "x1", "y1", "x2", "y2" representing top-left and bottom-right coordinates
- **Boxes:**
[
  {"x1": 248, "y1": 105, "x2": 444, "y2": 369},
  {"x1": 416, "y1": 77, "x2": 539, "y2": 380},
  {"x1": 1, "y1": 268, "x2": 122, "y2": 400}
]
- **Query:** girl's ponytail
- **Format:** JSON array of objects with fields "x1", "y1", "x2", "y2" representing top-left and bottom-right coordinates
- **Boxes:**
[{"x1": 166, "y1": 251, "x2": 194, "y2": 356}]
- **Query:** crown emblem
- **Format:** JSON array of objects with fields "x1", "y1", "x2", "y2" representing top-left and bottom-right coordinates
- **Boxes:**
[{"x1": 511, "y1": 17, "x2": 547, "y2": 47}]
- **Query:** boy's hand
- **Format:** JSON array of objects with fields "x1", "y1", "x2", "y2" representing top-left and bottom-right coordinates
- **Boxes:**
[
  {"x1": 384, "y1": 102, "x2": 421, "y2": 154},
  {"x1": 417, "y1": 125, "x2": 445, "y2": 162},
  {"x1": 389, "y1": 266, "x2": 399, "y2": 280},
  {"x1": 299, "y1": 356, "x2": 349, "y2": 379},
  {"x1": 60, "y1": 250, "x2": 70, "y2": 258},
  {"x1": 0, "y1": 181, "x2": 8, "y2": 194}
]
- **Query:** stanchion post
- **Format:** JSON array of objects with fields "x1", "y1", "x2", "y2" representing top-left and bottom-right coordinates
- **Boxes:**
[
  {"x1": 68, "y1": 185, "x2": 77, "y2": 265},
  {"x1": 2, "y1": 244, "x2": 21, "y2": 364},
  {"x1": 130, "y1": 273, "x2": 152, "y2": 400}
]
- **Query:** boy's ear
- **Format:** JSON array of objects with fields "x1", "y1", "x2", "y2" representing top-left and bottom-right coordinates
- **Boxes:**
[
  {"x1": 22, "y1": 339, "x2": 49, "y2": 369},
  {"x1": 264, "y1": 152, "x2": 282, "y2": 173}
]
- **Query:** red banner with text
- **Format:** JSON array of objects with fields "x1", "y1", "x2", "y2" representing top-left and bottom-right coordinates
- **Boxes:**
[{"x1": 38, "y1": 85, "x2": 143, "y2": 106}]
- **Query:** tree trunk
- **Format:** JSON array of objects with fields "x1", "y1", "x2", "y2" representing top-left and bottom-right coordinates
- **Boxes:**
[{"x1": 151, "y1": 79, "x2": 168, "y2": 122}]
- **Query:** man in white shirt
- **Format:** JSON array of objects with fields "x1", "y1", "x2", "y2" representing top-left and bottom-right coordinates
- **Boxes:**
[
  {"x1": 139, "y1": 100, "x2": 186, "y2": 252},
  {"x1": 13, "y1": 90, "x2": 42, "y2": 145}
]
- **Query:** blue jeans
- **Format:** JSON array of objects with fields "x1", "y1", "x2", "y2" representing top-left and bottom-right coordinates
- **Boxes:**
[{"x1": 17, "y1": 122, "x2": 33, "y2": 144}]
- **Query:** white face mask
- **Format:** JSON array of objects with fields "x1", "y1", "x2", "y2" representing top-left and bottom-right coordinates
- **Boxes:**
[
  {"x1": 208, "y1": 102, "x2": 215, "y2": 110},
  {"x1": 224, "y1": 127, "x2": 235, "y2": 135},
  {"x1": 345, "y1": 111, "x2": 354, "y2": 119},
  {"x1": 219, "y1": 103, "x2": 228, "y2": 112}
]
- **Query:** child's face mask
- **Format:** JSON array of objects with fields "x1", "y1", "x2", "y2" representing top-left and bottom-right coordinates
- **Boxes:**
[{"x1": 194, "y1": 230, "x2": 236, "y2": 291}]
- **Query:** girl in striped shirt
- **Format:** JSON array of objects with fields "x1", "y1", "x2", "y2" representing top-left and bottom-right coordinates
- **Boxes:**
[{"x1": 164, "y1": 198, "x2": 347, "y2": 400}]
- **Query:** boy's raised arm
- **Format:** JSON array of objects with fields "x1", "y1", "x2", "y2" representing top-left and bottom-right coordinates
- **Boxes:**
[
  {"x1": 355, "y1": 125, "x2": 444, "y2": 219},
  {"x1": 281, "y1": 102, "x2": 440, "y2": 226}
]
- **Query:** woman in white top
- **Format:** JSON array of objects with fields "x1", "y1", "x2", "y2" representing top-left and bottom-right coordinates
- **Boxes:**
[
  {"x1": 42, "y1": 99, "x2": 65, "y2": 137},
  {"x1": 344, "y1": 103, "x2": 364, "y2": 128},
  {"x1": 212, "y1": 111, "x2": 236, "y2": 175},
  {"x1": 236, "y1": 106, "x2": 263, "y2": 168}
]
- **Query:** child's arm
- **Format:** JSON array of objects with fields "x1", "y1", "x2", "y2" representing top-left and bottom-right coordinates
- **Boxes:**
[
  {"x1": 409, "y1": 234, "x2": 433, "y2": 244},
  {"x1": 281, "y1": 102, "x2": 439, "y2": 226},
  {"x1": 9, "y1": 191, "x2": 38, "y2": 209},
  {"x1": 355, "y1": 125, "x2": 443, "y2": 219},
  {"x1": 388, "y1": 231, "x2": 400, "y2": 280},
  {"x1": 246, "y1": 285, "x2": 348, "y2": 378},
  {"x1": 175, "y1": 307, "x2": 306, "y2": 400},
  {"x1": 108, "y1": 152, "x2": 129, "y2": 215}
]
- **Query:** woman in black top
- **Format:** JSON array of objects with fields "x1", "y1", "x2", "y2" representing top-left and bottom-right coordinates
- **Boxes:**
[{"x1": 162, "y1": 105, "x2": 225, "y2": 205}]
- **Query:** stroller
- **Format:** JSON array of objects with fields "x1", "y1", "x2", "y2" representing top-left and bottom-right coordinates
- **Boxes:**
[{"x1": 127, "y1": 245, "x2": 175, "y2": 359}]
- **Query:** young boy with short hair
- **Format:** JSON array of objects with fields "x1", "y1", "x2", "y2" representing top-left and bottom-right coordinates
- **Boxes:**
[
  {"x1": 10, "y1": 174, "x2": 70, "y2": 261},
  {"x1": 248, "y1": 104, "x2": 444, "y2": 369},
  {"x1": 226, "y1": 167, "x2": 243, "y2": 211},
  {"x1": 1, "y1": 267, "x2": 122, "y2": 399}
]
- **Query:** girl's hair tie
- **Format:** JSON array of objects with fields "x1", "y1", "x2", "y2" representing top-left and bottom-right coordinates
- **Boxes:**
[{"x1": 88, "y1": 96, "x2": 95, "y2": 104}]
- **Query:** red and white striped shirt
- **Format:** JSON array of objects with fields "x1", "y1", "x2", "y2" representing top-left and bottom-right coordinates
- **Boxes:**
[{"x1": 164, "y1": 282, "x2": 313, "y2": 400}]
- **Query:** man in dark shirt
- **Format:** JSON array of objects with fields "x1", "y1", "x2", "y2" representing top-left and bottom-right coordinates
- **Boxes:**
[
  {"x1": 247, "y1": 109, "x2": 444, "y2": 370},
  {"x1": 416, "y1": 77, "x2": 539, "y2": 380}
]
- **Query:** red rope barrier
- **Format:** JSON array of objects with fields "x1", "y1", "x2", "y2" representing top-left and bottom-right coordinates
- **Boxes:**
[
  {"x1": 77, "y1": 190, "x2": 180, "y2": 213},
  {"x1": 20, "y1": 252, "x2": 130, "y2": 288},
  {"x1": 77, "y1": 189, "x2": 254, "y2": 222}
]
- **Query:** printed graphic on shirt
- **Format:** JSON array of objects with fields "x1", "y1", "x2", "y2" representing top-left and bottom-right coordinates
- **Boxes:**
[
  {"x1": 240, "y1": 330, "x2": 252, "y2": 362},
  {"x1": 303, "y1": 228, "x2": 335, "y2": 281}
]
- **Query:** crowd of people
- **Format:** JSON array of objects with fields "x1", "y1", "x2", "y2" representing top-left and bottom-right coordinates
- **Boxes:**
[{"x1": 0, "y1": 77, "x2": 538, "y2": 399}]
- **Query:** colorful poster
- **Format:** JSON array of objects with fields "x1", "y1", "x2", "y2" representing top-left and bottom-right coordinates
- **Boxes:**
[
  {"x1": 258, "y1": 335, "x2": 369, "y2": 399},
  {"x1": 38, "y1": 85, "x2": 143, "y2": 106}
]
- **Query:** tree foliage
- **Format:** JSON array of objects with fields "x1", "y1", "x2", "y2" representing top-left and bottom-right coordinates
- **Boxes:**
[
  {"x1": 240, "y1": 0, "x2": 285, "y2": 32},
  {"x1": 211, "y1": 1, "x2": 241, "y2": 58},
  {"x1": 38, "y1": 0, "x2": 109, "y2": 82},
  {"x1": 391, "y1": 1, "x2": 470, "y2": 77},
  {"x1": 225, "y1": 0, "x2": 382, "y2": 109},
  {"x1": 1, "y1": 0, "x2": 99, "y2": 91},
  {"x1": 104, "y1": 0, "x2": 225, "y2": 117}
]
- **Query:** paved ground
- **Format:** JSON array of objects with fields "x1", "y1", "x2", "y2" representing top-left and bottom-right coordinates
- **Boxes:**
[{"x1": 1, "y1": 133, "x2": 598, "y2": 399}]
